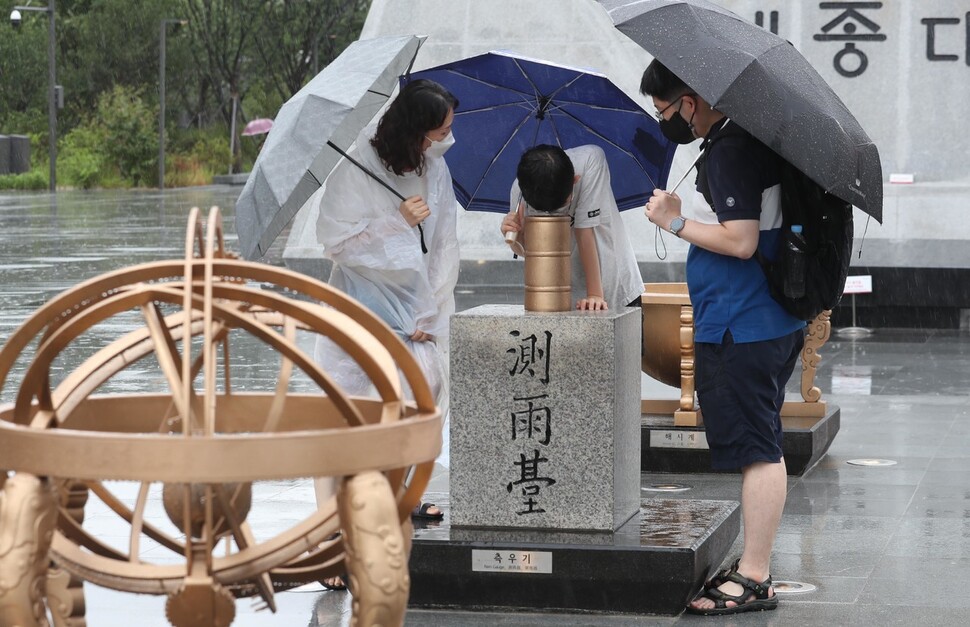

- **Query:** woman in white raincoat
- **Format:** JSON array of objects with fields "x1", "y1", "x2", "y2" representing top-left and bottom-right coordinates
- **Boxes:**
[{"x1": 312, "y1": 79, "x2": 460, "y2": 531}]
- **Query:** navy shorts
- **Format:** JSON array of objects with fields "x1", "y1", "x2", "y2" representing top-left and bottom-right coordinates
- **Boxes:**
[{"x1": 695, "y1": 328, "x2": 804, "y2": 470}]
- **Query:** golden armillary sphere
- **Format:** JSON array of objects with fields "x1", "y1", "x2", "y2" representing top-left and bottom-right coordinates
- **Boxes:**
[{"x1": 0, "y1": 207, "x2": 440, "y2": 626}]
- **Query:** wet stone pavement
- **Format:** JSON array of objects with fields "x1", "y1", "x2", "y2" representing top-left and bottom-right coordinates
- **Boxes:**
[{"x1": 1, "y1": 189, "x2": 969, "y2": 626}]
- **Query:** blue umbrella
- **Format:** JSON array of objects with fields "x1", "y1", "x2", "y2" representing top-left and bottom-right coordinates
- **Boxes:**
[{"x1": 404, "y1": 50, "x2": 676, "y2": 213}]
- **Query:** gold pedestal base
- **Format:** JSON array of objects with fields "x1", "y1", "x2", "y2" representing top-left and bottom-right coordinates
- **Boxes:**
[{"x1": 641, "y1": 283, "x2": 834, "y2": 427}]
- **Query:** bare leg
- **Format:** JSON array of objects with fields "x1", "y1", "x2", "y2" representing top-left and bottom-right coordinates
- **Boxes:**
[
  {"x1": 314, "y1": 476, "x2": 337, "y2": 505},
  {"x1": 312, "y1": 477, "x2": 347, "y2": 590},
  {"x1": 690, "y1": 458, "x2": 786, "y2": 610}
]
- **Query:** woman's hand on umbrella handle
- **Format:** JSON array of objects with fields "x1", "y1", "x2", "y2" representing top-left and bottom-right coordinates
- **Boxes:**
[{"x1": 400, "y1": 195, "x2": 431, "y2": 227}]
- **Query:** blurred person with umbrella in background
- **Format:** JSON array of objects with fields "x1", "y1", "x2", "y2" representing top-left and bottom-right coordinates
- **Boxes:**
[
  {"x1": 242, "y1": 117, "x2": 274, "y2": 153},
  {"x1": 242, "y1": 118, "x2": 274, "y2": 137},
  {"x1": 599, "y1": 0, "x2": 884, "y2": 616}
]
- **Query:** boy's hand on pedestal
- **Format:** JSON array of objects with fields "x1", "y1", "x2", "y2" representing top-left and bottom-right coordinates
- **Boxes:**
[{"x1": 576, "y1": 296, "x2": 608, "y2": 311}]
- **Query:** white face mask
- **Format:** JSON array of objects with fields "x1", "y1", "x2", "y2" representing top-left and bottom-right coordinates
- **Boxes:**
[{"x1": 424, "y1": 131, "x2": 455, "y2": 159}]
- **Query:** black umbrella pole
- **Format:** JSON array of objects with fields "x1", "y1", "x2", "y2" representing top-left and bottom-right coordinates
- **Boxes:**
[
  {"x1": 327, "y1": 140, "x2": 428, "y2": 254},
  {"x1": 418, "y1": 224, "x2": 428, "y2": 254}
]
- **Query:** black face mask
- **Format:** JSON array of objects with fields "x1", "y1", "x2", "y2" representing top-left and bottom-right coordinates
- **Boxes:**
[{"x1": 659, "y1": 110, "x2": 697, "y2": 145}]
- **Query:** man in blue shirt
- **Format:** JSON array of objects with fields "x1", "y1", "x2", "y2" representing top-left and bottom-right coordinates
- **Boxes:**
[{"x1": 641, "y1": 59, "x2": 805, "y2": 616}]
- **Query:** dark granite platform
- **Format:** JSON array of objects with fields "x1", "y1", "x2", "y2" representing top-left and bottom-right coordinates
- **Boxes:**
[
  {"x1": 640, "y1": 405, "x2": 841, "y2": 476},
  {"x1": 407, "y1": 491, "x2": 740, "y2": 616}
]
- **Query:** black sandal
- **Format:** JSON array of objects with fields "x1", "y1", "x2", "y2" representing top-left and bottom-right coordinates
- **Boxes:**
[
  {"x1": 686, "y1": 560, "x2": 778, "y2": 616},
  {"x1": 320, "y1": 575, "x2": 348, "y2": 591},
  {"x1": 705, "y1": 558, "x2": 739, "y2": 588},
  {"x1": 411, "y1": 502, "x2": 444, "y2": 520},
  {"x1": 314, "y1": 533, "x2": 348, "y2": 591}
]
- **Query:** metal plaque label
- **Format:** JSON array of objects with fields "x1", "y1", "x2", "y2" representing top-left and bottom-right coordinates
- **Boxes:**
[
  {"x1": 471, "y1": 549, "x2": 552, "y2": 574},
  {"x1": 649, "y1": 429, "x2": 709, "y2": 449}
]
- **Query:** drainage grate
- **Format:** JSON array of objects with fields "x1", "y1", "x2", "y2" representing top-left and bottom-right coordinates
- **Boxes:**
[
  {"x1": 641, "y1": 483, "x2": 691, "y2": 492},
  {"x1": 773, "y1": 580, "x2": 817, "y2": 594}
]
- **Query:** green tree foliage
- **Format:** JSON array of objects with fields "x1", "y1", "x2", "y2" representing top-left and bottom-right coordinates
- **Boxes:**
[
  {"x1": 98, "y1": 86, "x2": 158, "y2": 186},
  {"x1": 61, "y1": 86, "x2": 157, "y2": 187},
  {"x1": 182, "y1": 0, "x2": 265, "y2": 118},
  {"x1": 253, "y1": 0, "x2": 369, "y2": 102},
  {"x1": 57, "y1": 0, "x2": 191, "y2": 127},
  {"x1": 182, "y1": 0, "x2": 270, "y2": 172},
  {"x1": 0, "y1": 171, "x2": 48, "y2": 191},
  {"x1": 0, "y1": 15, "x2": 50, "y2": 133},
  {"x1": 1, "y1": 0, "x2": 373, "y2": 187},
  {"x1": 166, "y1": 127, "x2": 230, "y2": 186},
  {"x1": 60, "y1": 124, "x2": 107, "y2": 189}
]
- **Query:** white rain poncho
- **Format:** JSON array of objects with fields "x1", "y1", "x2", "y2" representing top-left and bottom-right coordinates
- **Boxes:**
[{"x1": 312, "y1": 124, "x2": 459, "y2": 465}]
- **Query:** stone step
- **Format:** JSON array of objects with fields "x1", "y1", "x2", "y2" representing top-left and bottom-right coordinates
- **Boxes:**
[{"x1": 408, "y1": 491, "x2": 739, "y2": 616}]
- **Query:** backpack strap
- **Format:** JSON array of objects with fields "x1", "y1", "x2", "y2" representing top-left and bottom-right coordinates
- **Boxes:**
[
  {"x1": 695, "y1": 118, "x2": 749, "y2": 208},
  {"x1": 693, "y1": 120, "x2": 786, "y2": 301}
]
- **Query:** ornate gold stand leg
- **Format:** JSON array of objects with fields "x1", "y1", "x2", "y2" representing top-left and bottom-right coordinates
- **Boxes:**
[
  {"x1": 782, "y1": 310, "x2": 832, "y2": 418},
  {"x1": 338, "y1": 471, "x2": 410, "y2": 627},
  {"x1": 46, "y1": 567, "x2": 86, "y2": 627},
  {"x1": 800, "y1": 310, "x2": 832, "y2": 403},
  {"x1": 0, "y1": 473, "x2": 58, "y2": 627},
  {"x1": 674, "y1": 304, "x2": 703, "y2": 426},
  {"x1": 48, "y1": 481, "x2": 88, "y2": 627}
]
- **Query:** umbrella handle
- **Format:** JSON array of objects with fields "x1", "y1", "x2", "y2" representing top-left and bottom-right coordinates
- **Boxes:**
[
  {"x1": 667, "y1": 147, "x2": 706, "y2": 195},
  {"x1": 504, "y1": 200, "x2": 525, "y2": 257},
  {"x1": 505, "y1": 228, "x2": 525, "y2": 257}
]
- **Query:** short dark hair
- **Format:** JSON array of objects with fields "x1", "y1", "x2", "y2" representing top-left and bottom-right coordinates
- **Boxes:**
[
  {"x1": 516, "y1": 145, "x2": 575, "y2": 213},
  {"x1": 371, "y1": 79, "x2": 459, "y2": 176},
  {"x1": 640, "y1": 59, "x2": 693, "y2": 102}
]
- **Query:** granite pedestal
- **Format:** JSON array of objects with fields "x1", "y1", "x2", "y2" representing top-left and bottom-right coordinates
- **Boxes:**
[
  {"x1": 420, "y1": 305, "x2": 741, "y2": 615},
  {"x1": 449, "y1": 305, "x2": 640, "y2": 531}
]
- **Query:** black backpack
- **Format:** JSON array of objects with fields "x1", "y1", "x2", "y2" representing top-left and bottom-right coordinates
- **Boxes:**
[{"x1": 697, "y1": 122, "x2": 853, "y2": 322}]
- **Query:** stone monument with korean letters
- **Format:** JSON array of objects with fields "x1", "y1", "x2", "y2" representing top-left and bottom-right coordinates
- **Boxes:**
[
  {"x1": 449, "y1": 305, "x2": 641, "y2": 531},
  {"x1": 409, "y1": 299, "x2": 739, "y2": 616}
]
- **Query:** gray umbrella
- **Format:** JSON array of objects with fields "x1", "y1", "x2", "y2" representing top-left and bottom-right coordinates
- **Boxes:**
[
  {"x1": 599, "y1": 0, "x2": 883, "y2": 222},
  {"x1": 235, "y1": 35, "x2": 423, "y2": 260}
]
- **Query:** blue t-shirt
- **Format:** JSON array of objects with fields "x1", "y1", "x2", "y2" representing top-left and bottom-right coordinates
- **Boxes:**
[{"x1": 687, "y1": 121, "x2": 806, "y2": 344}]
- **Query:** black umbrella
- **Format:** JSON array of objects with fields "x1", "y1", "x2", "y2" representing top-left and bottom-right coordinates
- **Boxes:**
[{"x1": 599, "y1": 0, "x2": 883, "y2": 222}]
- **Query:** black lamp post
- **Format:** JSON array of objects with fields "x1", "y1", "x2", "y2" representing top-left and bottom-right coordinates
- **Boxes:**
[
  {"x1": 11, "y1": 0, "x2": 57, "y2": 192},
  {"x1": 159, "y1": 18, "x2": 188, "y2": 190}
]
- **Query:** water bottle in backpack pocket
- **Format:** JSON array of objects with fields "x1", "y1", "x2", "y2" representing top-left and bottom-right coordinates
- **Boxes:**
[{"x1": 783, "y1": 224, "x2": 807, "y2": 299}]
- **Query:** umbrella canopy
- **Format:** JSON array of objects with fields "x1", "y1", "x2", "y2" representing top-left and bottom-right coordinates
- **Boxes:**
[
  {"x1": 241, "y1": 118, "x2": 274, "y2": 136},
  {"x1": 235, "y1": 35, "x2": 423, "y2": 260},
  {"x1": 405, "y1": 50, "x2": 677, "y2": 213},
  {"x1": 599, "y1": 0, "x2": 883, "y2": 222}
]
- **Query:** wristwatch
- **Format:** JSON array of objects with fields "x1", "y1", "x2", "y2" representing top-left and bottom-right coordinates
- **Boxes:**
[{"x1": 669, "y1": 216, "x2": 687, "y2": 237}]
